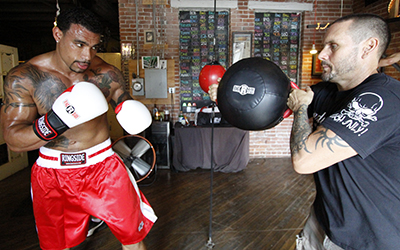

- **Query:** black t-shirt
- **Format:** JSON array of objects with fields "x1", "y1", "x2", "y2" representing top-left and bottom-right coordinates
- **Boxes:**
[{"x1": 309, "y1": 73, "x2": 400, "y2": 250}]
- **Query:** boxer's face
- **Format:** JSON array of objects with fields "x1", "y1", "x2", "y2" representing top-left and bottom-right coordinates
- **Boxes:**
[
  {"x1": 318, "y1": 20, "x2": 360, "y2": 85},
  {"x1": 57, "y1": 24, "x2": 101, "y2": 73}
]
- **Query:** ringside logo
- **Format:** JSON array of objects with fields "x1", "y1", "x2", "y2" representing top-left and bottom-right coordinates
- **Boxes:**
[
  {"x1": 232, "y1": 84, "x2": 255, "y2": 96},
  {"x1": 37, "y1": 116, "x2": 52, "y2": 136},
  {"x1": 60, "y1": 153, "x2": 86, "y2": 166}
]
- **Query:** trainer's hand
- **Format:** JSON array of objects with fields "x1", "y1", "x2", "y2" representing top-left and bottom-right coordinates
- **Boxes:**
[
  {"x1": 33, "y1": 82, "x2": 108, "y2": 141},
  {"x1": 287, "y1": 86, "x2": 314, "y2": 112},
  {"x1": 208, "y1": 78, "x2": 221, "y2": 102}
]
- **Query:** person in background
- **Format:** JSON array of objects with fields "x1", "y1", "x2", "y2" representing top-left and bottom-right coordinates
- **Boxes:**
[
  {"x1": 378, "y1": 51, "x2": 400, "y2": 67},
  {"x1": 288, "y1": 13, "x2": 400, "y2": 249},
  {"x1": 0, "y1": 7, "x2": 156, "y2": 250}
]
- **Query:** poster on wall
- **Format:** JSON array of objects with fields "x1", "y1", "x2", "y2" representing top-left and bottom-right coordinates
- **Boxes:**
[
  {"x1": 179, "y1": 10, "x2": 229, "y2": 113},
  {"x1": 254, "y1": 12, "x2": 302, "y2": 85}
]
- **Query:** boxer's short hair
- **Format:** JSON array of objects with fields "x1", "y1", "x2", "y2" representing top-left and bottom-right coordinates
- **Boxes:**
[{"x1": 57, "y1": 7, "x2": 104, "y2": 35}]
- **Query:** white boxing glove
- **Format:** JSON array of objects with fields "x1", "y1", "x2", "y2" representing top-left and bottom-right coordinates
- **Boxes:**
[
  {"x1": 33, "y1": 82, "x2": 109, "y2": 141},
  {"x1": 115, "y1": 100, "x2": 152, "y2": 135}
]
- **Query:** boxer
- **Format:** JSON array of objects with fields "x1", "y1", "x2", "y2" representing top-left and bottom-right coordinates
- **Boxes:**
[{"x1": 1, "y1": 7, "x2": 155, "y2": 250}]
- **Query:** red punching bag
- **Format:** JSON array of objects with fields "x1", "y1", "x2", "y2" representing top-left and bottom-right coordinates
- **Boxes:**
[{"x1": 199, "y1": 61, "x2": 226, "y2": 93}]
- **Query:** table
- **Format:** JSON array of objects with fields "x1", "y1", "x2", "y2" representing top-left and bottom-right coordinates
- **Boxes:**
[{"x1": 172, "y1": 125, "x2": 249, "y2": 173}]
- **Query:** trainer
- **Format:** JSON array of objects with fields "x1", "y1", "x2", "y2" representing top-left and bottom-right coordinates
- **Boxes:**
[
  {"x1": 289, "y1": 14, "x2": 400, "y2": 249},
  {"x1": 0, "y1": 7, "x2": 156, "y2": 250}
]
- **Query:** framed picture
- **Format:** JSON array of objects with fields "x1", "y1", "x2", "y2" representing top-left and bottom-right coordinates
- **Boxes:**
[
  {"x1": 144, "y1": 30, "x2": 155, "y2": 44},
  {"x1": 312, "y1": 54, "x2": 322, "y2": 76},
  {"x1": 232, "y1": 32, "x2": 253, "y2": 64},
  {"x1": 142, "y1": 56, "x2": 159, "y2": 69},
  {"x1": 159, "y1": 60, "x2": 167, "y2": 69}
]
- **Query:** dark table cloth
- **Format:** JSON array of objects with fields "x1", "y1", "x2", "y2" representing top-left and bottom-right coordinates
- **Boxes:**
[{"x1": 173, "y1": 125, "x2": 249, "y2": 173}]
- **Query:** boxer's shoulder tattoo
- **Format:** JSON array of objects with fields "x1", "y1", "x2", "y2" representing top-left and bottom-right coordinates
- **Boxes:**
[
  {"x1": 22, "y1": 64, "x2": 66, "y2": 111},
  {"x1": 84, "y1": 66, "x2": 127, "y2": 102},
  {"x1": 290, "y1": 104, "x2": 312, "y2": 155},
  {"x1": 3, "y1": 71, "x2": 34, "y2": 112},
  {"x1": 314, "y1": 127, "x2": 349, "y2": 152},
  {"x1": 3, "y1": 64, "x2": 65, "y2": 113},
  {"x1": 86, "y1": 65, "x2": 124, "y2": 86}
]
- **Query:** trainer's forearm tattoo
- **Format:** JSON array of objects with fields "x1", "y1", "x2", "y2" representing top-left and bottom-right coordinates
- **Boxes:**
[
  {"x1": 314, "y1": 128, "x2": 349, "y2": 152},
  {"x1": 290, "y1": 104, "x2": 312, "y2": 155}
]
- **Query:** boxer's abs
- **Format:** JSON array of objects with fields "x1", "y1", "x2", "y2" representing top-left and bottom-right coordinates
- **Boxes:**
[{"x1": 44, "y1": 115, "x2": 111, "y2": 152}]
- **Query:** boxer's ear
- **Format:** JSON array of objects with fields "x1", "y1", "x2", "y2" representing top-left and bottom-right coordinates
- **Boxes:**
[{"x1": 53, "y1": 26, "x2": 63, "y2": 43}]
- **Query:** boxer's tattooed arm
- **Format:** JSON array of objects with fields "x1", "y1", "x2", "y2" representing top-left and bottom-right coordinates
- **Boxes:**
[
  {"x1": 2, "y1": 102, "x2": 36, "y2": 113},
  {"x1": 3, "y1": 73, "x2": 36, "y2": 112},
  {"x1": 22, "y1": 65, "x2": 66, "y2": 111},
  {"x1": 110, "y1": 91, "x2": 131, "y2": 109},
  {"x1": 86, "y1": 68, "x2": 112, "y2": 90},
  {"x1": 290, "y1": 104, "x2": 312, "y2": 155},
  {"x1": 85, "y1": 66, "x2": 125, "y2": 97},
  {"x1": 85, "y1": 66, "x2": 130, "y2": 109},
  {"x1": 3, "y1": 64, "x2": 66, "y2": 113}
]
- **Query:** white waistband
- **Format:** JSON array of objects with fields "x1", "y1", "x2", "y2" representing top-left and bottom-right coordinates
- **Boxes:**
[{"x1": 36, "y1": 138, "x2": 114, "y2": 169}]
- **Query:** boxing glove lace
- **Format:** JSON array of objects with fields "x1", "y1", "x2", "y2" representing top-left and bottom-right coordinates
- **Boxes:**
[
  {"x1": 115, "y1": 100, "x2": 152, "y2": 135},
  {"x1": 33, "y1": 82, "x2": 109, "y2": 141}
]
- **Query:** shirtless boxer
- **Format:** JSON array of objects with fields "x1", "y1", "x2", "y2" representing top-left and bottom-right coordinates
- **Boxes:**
[{"x1": 0, "y1": 7, "x2": 156, "y2": 250}]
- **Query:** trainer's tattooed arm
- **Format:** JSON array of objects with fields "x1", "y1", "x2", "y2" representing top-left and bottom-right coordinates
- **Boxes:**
[
  {"x1": 290, "y1": 104, "x2": 312, "y2": 154},
  {"x1": 290, "y1": 112, "x2": 357, "y2": 174}
]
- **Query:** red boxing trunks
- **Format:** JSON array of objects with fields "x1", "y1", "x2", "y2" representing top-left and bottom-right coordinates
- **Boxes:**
[{"x1": 31, "y1": 138, "x2": 157, "y2": 250}]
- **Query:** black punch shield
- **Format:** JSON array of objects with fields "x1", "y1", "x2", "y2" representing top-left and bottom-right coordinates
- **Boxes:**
[{"x1": 217, "y1": 57, "x2": 291, "y2": 130}]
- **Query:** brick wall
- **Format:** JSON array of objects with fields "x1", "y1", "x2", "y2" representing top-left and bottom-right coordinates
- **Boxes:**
[
  {"x1": 353, "y1": 0, "x2": 400, "y2": 79},
  {"x1": 118, "y1": 0, "x2": 398, "y2": 158}
]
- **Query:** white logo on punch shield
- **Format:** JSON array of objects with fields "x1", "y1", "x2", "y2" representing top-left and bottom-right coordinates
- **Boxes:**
[
  {"x1": 330, "y1": 92, "x2": 383, "y2": 136},
  {"x1": 232, "y1": 84, "x2": 255, "y2": 96}
]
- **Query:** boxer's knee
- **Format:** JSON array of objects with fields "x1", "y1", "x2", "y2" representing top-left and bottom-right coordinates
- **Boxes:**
[{"x1": 122, "y1": 240, "x2": 146, "y2": 250}]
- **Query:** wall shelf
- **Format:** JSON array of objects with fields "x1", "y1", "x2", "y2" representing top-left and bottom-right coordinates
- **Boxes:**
[{"x1": 143, "y1": 44, "x2": 168, "y2": 50}]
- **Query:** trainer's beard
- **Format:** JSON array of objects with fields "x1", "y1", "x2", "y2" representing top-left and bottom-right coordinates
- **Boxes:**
[
  {"x1": 321, "y1": 61, "x2": 335, "y2": 82},
  {"x1": 321, "y1": 49, "x2": 358, "y2": 83}
]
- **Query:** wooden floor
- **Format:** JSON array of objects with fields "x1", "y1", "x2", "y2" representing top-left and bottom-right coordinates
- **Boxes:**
[{"x1": 0, "y1": 158, "x2": 315, "y2": 250}]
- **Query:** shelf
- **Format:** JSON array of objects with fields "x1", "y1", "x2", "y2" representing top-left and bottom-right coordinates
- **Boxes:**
[{"x1": 143, "y1": 44, "x2": 168, "y2": 50}]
